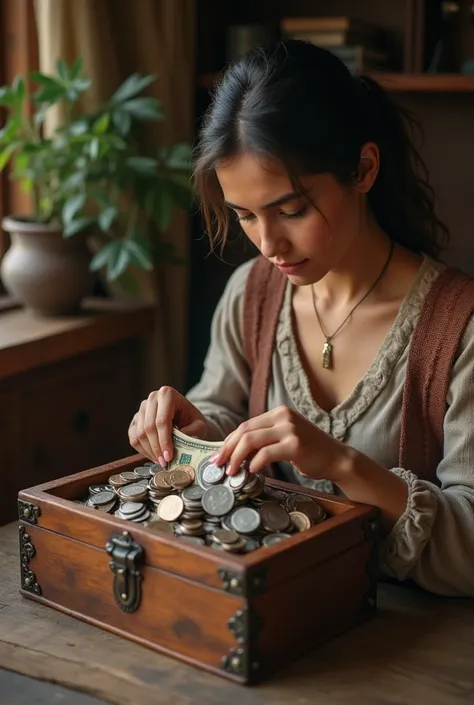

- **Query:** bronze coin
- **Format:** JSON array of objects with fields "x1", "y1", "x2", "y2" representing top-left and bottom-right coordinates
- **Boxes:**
[
  {"x1": 294, "y1": 500, "x2": 326, "y2": 524},
  {"x1": 108, "y1": 473, "x2": 130, "y2": 487},
  {"x1": 212, "y1": 529, "x2": 240, "y2": 545},
  {"x1": 152, "y1": 471, "x2": 173, "y2": 490},
  {"x1": 169, "y1": 468, "x2": 193, "y2": 489},
  {"x1": 260, "y1": 501, "x2": 291, "y2": 532},
  {"x1": 178, "y1": 464, "x2": 196, "y2": 483}
]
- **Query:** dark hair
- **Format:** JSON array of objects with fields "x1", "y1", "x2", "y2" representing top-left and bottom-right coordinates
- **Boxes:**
[{"x1": 194, "y1": 40, "x2": 448, "y2": 258}]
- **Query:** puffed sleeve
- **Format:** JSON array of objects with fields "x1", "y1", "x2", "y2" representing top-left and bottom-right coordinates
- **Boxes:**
[
  {"x1": 185, "y1": 259, "x2": 254, "y2": 440},
  {"x1": 380, "y1": 317, "x2": 474, "y2": 597}
]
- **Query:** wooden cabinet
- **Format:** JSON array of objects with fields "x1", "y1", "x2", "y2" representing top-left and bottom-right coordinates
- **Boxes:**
[{"x1": 0, "y1": 301, "x2": 153, "y2": 525}]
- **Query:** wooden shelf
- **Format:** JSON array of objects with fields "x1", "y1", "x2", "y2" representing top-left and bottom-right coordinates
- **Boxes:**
[
  {"x1": 198, "y1": 72, "x2": 474, "y2": 93},
  {"x1": 373, "y1": 73, "x2": 474, "y2": 92},
  {"x1": 0, "y1": 298, "x2": 154, "y2": 379}
]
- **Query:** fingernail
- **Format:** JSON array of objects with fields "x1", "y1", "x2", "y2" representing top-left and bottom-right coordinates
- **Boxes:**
[
  {"x1": 209, "y1": 452, "x2": 218, "y2": 462},
  {"x1": 163, "y1": 450, "x2": 171, "y2": 463},
  {"x1": 158, "y1": 456, "x2": 167, "y2": 468}
]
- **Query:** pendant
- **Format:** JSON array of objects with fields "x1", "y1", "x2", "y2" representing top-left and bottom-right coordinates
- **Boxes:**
[{"x1": 322, "y1": 341, "x2": 333, "y2": 369}]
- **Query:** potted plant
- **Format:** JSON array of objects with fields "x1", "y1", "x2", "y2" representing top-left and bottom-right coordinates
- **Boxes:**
[{"x1": 0, "y1": 58, "x2": 192, "y2": 315}]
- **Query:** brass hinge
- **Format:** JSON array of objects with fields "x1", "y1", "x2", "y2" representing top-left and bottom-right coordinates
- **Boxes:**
[
  {"x1": 218, "y1": 566, "x2": 266, "y2": 597},
  {"x1": 18, "y1": 501, "x2": 41, "y2": 525},
  {"x1": 106, "y1": 531, "x2": 144, "y2": 613},
  {"x1": 19, "y1": 525, "x2": 41, "y2": 595},
  {"x1": 221, "y1": 605, "x2": 264, "y2": 681}
]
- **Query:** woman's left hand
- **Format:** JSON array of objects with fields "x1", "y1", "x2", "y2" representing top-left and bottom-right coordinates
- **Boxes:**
[{"x1": 211, "y1": 405, "x2": 350, "y2": 480}]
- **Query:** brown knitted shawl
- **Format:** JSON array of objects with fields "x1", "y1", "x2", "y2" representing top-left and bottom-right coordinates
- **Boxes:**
[{"x1": 242, "y1": 256, "x2": 474, "y2": 484}]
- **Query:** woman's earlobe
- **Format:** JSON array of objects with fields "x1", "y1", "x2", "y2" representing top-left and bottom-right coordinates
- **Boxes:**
[{"x1": 355, "y1": 143, "x2": 380, "y2": 194}]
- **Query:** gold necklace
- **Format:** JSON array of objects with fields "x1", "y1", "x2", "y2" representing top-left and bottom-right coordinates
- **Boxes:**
[{"x1": 311, "y1": 240, "x2": 394, "y2": 369}]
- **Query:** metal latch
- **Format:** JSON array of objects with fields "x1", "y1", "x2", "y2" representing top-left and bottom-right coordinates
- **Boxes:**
[{"x1": 106, "y1": 530, "x2": 144, "y2": 613}]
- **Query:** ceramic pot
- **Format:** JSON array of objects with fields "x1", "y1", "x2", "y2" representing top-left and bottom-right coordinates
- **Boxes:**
[{"x1": 0, "y1": 216, "x2": 93, "y2": 316}]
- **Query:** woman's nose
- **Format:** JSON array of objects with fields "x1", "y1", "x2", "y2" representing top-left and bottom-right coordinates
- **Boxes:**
[{"x1": 258, "y1": 222, "x2": 289, "y2": 260}]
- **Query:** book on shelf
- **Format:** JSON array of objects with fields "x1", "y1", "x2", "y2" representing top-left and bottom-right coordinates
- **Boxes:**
[{"x1": 281, "y1": 16, "x2": 388, "y2": 53}]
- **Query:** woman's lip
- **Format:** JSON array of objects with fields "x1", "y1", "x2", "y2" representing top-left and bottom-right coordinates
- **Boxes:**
[{"x1": 276, "y1": 259, "x2": 309, "y2": 274}]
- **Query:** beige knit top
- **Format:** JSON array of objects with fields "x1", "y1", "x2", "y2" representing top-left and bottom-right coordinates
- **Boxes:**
[{"x1": 186, "y1": 256, "x2": 474, "y2": 597}]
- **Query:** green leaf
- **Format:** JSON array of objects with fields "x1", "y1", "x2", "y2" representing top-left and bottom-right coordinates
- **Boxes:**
[
  {"x1": 62, "y1": 171, "x2": 87, "y2": 192},
  {"x1": 70, "y1": 57, "x2": 84, "y2": 80},
  {"x1": 152, "y1": 185, "x2": 173, "y2": 231},
  {"x1": 69, "y1": 119, "x2": 89, "y2": 136},
  {"x1": 0, "y1": 86, "x2": 17, "y2": 108},
  {"x1": 70, "y1": 77, "x2": 91, "y2": 92},
  {"x1": 63, "y1": 216, "x2": 95, "y2": 237},
  {"x1": 164, "y1": 142, "x2": 192, "y2": 170},
  {"x1": 110, "y1": 73, "x2": 155, "y2": 104},
  {"x1": 90, "y1": 241, "x2": 119, "y2": 271},
  {"x1": 125, "y1": 238, "x2": 153, "y2": 270},
  {"x1": 0, "y1": 115, "x2": 21, "y2": 143},
  {"x1": 33, "y1": 109, "x2": 47, "y2": 127},
  {"x1": 30, "y1": 71, "x2": 63, "y2": 89},
  {"x1": 111, "y1": 110, "x2": 132, "y2": 136},
  {"x1": 62, "y1": 193, "x2": 86, "y2": 224},
  {"x1": 0, "y1": 143, "x2": 17, "y2": 170},
  {"x1": 98, "y1": 206, "x2": 118, "y2": 232},
  {"x1": 34, "y1": 84, "x2": 66, "y2": 104},
  {"x1": 121, "y1": 97, "x2": 162, "y2": 120},
  {"x1": 91, "y1": 240, "x2": 132, "y2": 281},
  {"x1": 56, "y1": 58, "x2": 69, "y2": 81},
  {"x1": 89, "y1": 136, "x2": 100, "y2": 159},
  {"x1": 12, "y1": 76, "x2": 26, "y2": 104},
  {"x1": 93, "y1": 113, "x2": 110, "y2": 135},
  {"x1": 126, "y1": 156, "x2": 158, "y2": 176}
]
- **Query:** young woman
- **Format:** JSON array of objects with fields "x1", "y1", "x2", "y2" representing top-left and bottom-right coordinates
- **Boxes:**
[{"x1": 129, "y1": 40, "x2": 474, "y2": 597}]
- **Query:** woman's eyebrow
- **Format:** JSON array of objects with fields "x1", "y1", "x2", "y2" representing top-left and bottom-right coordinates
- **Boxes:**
[{"x1": 224, "y1": 190, "x2": 302, "y2": 211}]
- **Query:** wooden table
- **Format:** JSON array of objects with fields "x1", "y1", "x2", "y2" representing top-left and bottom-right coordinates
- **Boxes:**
[{"x1": 1, "y1": 521, "x2": 473, "y2": 705}]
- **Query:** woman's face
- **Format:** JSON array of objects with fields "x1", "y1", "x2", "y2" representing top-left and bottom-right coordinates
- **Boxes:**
[{"x1": 215, "y1": 150, "x2": 376, "y2": 286}]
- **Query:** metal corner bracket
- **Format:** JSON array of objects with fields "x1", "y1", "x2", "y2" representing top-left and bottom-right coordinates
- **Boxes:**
[
  {"x1": 221, "y1": 605, "x2": 264, "y2": 680},
  {"x1": 18, "y1": 500, "x2": 41, "y2": 525},
  {"x1": 19, "y1": 525, "x2": 41, "y2": 595},
  {"x1": 218, "y1": 566, "x2": 266, "y2": 597}
]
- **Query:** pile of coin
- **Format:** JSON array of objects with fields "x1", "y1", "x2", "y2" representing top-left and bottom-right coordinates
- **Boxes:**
[{"x1": 76, "y1": 457, "x2": 327, "y2": 554}]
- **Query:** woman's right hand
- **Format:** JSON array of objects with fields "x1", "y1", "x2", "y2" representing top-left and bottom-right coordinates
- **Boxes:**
[{"x1": 128, "y1": 386, "x2": 207, "y2": 466}]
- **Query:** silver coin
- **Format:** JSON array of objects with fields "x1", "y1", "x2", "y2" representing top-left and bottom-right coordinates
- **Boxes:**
[
  {"x1": 262, "y1": 533, "x2": 292, "y2": 547},
  {"x1": 120, "y1": 502, "x2": 145, "y2": 515},
  {"x1": 202, "y1": 462, "x2": 226, "y2": 485},
  {"x1": 89, "y1": 484, "x2": 113, "y2": 494},
  {"x1": 227, "y1": 467, "x2": 248, "y2": 490},
  {"x1": 201, "y1": 485, "x2": 235, "y2": 517},
  {"x1": 196, "y1": 457, "x2": 220, "y2": 490},
  {"x1": 133, "y1": 465, "x2": 152, "y2": 478},
  {"x1": 242, "y1": 537, "x2": 260, "y2": 552},
  {"x1": 118, "y1": 483, "x2": 147, "y2": 498},
  {"x1": 230, "y1": 507, "x2": 261, "y2": 534},
  {"x1": 181, "y1": 485, "x2": 204, "y2": 502},
  {"x1": 89, "y1": 491, "x2": 115, "y2": 506},
  {"x1": 120, "y1": 471, "x2": 138, "y2": 481}
]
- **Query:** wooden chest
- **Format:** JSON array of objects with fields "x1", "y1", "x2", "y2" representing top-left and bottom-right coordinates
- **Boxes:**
[{"x1": 18, "y1": 455, "x2": 379, "y2": 685}]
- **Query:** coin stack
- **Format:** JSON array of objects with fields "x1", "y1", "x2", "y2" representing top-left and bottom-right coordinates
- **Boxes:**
[{"x1": 77, "y1": 457, "x2": 327, "y2": 554}]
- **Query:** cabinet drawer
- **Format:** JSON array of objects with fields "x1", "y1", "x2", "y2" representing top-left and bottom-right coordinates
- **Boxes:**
[{"x1": 21, "y1": 340, "x2": 142, "y2": 485}]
